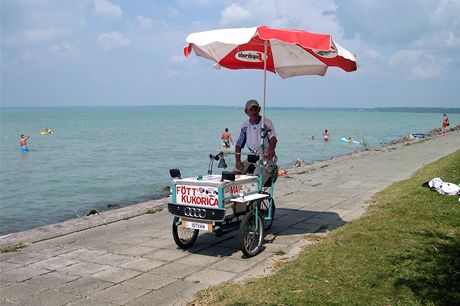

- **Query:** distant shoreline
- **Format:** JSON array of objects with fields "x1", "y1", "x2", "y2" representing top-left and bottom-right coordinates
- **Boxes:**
[{"x1": 2, "y1": 105, "x2": 460, "y2": 113}]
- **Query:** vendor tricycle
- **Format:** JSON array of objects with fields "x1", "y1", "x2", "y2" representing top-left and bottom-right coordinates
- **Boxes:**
[{"x1": 168, "y1": 152, "x2": 277, "y2": 257}]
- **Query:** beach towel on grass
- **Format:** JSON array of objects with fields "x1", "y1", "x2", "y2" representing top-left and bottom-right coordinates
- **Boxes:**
[{"x1": 422, "y1": 177, "x2": 460, "y2": 195}]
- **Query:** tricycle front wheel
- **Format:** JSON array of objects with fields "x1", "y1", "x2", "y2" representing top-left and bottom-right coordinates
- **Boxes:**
[
  {"x1": 239, "y1": 210, "x2": 264, "y2": 257},
  {"x1": 260, "y1": 198, "x2": 275, "y2": 230},
  {"x1": 172, "y1": 217, "x2": 198, "y2": 249}
]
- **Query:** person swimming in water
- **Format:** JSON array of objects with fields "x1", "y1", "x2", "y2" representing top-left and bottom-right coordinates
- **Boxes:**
[{"x1": 19, "y1": 134, "x2": 30, "y2": 152}]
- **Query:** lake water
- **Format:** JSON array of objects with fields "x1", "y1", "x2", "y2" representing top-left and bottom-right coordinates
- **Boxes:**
[{"x1": 1, "y1": 106, "x2": 458, "y2": 235}]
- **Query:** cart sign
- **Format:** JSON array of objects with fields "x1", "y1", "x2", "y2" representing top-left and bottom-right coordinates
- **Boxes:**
[
  {"x1": 225, "y1": 182, "x2": 257, "y2": 197},
  {"x1": 175, "y1": 185, "x2": 219, "y2": 207}
]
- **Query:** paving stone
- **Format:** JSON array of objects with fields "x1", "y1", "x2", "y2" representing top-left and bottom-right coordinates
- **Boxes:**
[
  {"x1": 76, "y1": 241, "x2": 131, "y2": 253},
  {"x1": 143, "y1": 248, "x2": 188, "y2": 261},
  {"x1": 89, "y1": 283, "x2": 150, "y2": 305},
  {"x1": 184, "y1": 268, "x2": 236, "y2": 286},
  {"x1": 0, "y1": 266, "x2": 50, "y2": 282},
  {"x1": 289, "y1": 222, "x2": 322, "y2": 233},
  {"x1": 232, "y1": 258, "x2": 275, "y2": 283},
  {"x1": 60, "y1": 248, "x2": 107, "y2": 261},
  {"x1": 0, "y1": 282, "x2": 44, "y2": 304},
  {"x1": 86, "y1": 252, "x2": 133, "y2": 266},
  {"x1": 0, "y1": 298, "x2": 17, "y2": 305},
  {"x1": 0, "y1": 280, "x2": 13, "y2": 289},
  {"x1": 29, "y1": 256, "x2": 81, "y2": 270},
  {"x1": 270, "y1": 231, "x2": 304, "y2": 246},
  {"x1": 114, "y1": 245, "x2": 157, "y2": 257},
  {"x1": 0, "y1": 261, "x2": 22, "y2": 273},
  {"x1": 5, "y1": 252, "x2": 48, "y2": 265},
  {"x1": 0, "y1": 252, "x2": 19, "y2": 262},
  {"x1": 60, "y1": 261, "x2": 110, "y2": 276},
  {"x1": 24, "y1": 271, "x2": 81, "y2": 289},
  {"x1": 175, "y1": 253, "x2": 221, "y2": 267},
  {"x1": 56, "y1": 276, "x2": 114, "y2": 296},
  {"x1": 126, "y1": 280, "x2": 207, "y2": 306},
  {"x1": 91, "y1": 267, "x2": 141, "y2": 283},
  {"x1": 23, "y1": 289, "x2": 80, "y2": 306},
  {"x1": 215, "y1": 237, "x2": 243, "y2": 249},
  {"x1": 137, "y1": 238, "x2": 176, "y2": 249},
  {"x1": 109, "y1": 235, "x2": 153, "y2": 245},
  {"x1": 0, "y1": 284, "x2": 80, "y2": 306},
  {"x1": 119, "y1": 257, "x2": 167, "y2": 272},
  {"x1": 191, "y1": 245, "x2": 239, "y2": 258},
  {"x1": 66, "y1": 297, "x2": 118, "y2": 306},
  {"x1": 149, "y1": 262, "x2": 201, "y2": 279},
  {"x1": 122, "y1": 273, "x2": 176, "y2": 290},
  {"x1": 209, "y1": 257, "x2": 258, "y2": 273},
  {"x1": 28, "y1": 245, "x2": 78, "y2": 257}
]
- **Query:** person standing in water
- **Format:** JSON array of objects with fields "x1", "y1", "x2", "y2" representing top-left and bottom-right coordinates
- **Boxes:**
[
  {"x1": 322, "y1": 129, "x2": 329, "y2": 141},
  {"x1": 221, "y1": 128, "x2": 234, "y2": 149},
  {"x1": 19, "y1": 134, "x2": 30, "y2": 153}
]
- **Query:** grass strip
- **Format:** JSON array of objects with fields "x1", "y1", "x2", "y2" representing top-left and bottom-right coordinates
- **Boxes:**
[{"x1": 192, "y1": 150, "x2": 460, "y2": 305}]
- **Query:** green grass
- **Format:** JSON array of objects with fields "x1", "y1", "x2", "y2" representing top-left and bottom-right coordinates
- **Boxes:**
[
  {"x1": 1, "y1": 243, "x2": 26, "y2": 253},
  {"x1": 145, "y1": 206, "x2": 164, "y2": 214},
  {"x1": 192, "y1": 150, "x2": 460, "y2": 305}
]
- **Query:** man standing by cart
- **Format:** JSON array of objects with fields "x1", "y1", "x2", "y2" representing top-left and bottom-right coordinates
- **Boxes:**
[{"x1": 235, "y1": 99, "x2": 277, "y2": 179}]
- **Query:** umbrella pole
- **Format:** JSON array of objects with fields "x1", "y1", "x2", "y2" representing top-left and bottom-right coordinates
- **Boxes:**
[
  {"x1": 257, "y1": 41, "x2": 268, "y2": 192},
  {"x1": 262, "y1": 41, "x2": 267, "y2": 127}
]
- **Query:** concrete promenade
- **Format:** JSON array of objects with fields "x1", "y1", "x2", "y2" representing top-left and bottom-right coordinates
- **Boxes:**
[{"x1": 1, "y1": 131, "x2": 459, "y2": 306}]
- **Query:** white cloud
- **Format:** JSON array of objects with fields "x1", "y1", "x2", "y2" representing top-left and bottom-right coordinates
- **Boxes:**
[
  {"x1": 137, "y1": 16, "x2": 154, "y2": 30},
  {"x1": 17, "y1": 51, "x2": 33, "y2": 62},
  {"x1": 94, "y1": 0, "x2": 122, "y2": 17},
  {"x1": 219, "y1": 0, "x2": 342, "y2": 39},
  {"x1": 50, "y1": 41, "x2": 80, "y2": 57},
  {"x1": 135, "y1": 16, "x2": 168, "y2": 31},
  {"x1": 220, "y1": 3, "x2": 252, "y2": 27},
  {"x1": 411, "y1": 64, "x2": 441, "y2": 80},
  {"x1": 388, "y1": 49, "x2": 420, "y2": 66},
  {"x1": 23, "y1": 27, "x2": 67, "y2": 45},
  {"x1": 363, "y1": 49, "x2": 384, "y2": 61},
  {"x1": 445, "y1": 32, "x2": 460, "y2": 47},
  {"x1": 98, "y1": 32, "x2": 130, "y2": 51},
  {"x1": 388, "y1": 49, "x2": 444, "y2": 80}
]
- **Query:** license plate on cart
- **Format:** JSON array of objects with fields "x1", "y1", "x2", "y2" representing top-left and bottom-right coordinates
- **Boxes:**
[{"x1": 183, "y1": 220, "x2": 211, "y2": 231}]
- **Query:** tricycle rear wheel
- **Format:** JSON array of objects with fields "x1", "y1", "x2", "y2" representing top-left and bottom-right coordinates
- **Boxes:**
[
  {"x1": 172, "y1": 216, "x2": 198, "y2": 249},
  {"x1": 239, "y1": 210, "x2": 264, "y2": 257}
]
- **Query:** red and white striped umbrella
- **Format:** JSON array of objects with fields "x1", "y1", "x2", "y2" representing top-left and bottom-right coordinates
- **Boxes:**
[
  {"x1": 184, "y1": 25, "x2": 358, "y2": 127},
  {"x1": 184, "y1": 25, "x2": 357, "y2": 79}
]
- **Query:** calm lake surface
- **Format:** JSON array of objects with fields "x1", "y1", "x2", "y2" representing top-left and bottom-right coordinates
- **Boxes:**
[{"x1": 1, "y1": 106, "x2": 458, "y2": 234}]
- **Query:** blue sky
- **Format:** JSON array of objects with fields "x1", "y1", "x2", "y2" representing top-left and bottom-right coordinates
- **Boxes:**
[{"x1": 1, "y1": 0, "x2": 459, "y2": 108}]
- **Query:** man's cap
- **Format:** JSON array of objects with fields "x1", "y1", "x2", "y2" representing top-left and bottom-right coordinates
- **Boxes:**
[{"x1": 245, "y1": 99, "x2": 260, "y2": 111}]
